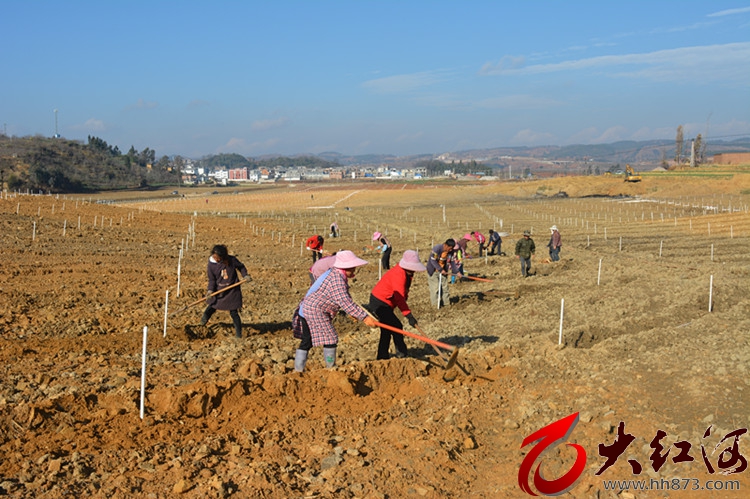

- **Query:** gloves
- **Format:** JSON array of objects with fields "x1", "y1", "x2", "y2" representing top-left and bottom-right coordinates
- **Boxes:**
[
  {"x1": 406, "y1": 313, "x2": 418, "y2": 327},
  {"x1": 363, "y1": 316, "x2": 378, "y2": 328},
  {"x1": 206, "y1": 293, "x2": 217, "y2": 306},
  {"x1": 241, "y1": 274, "x2": 252, "y2": 282}
]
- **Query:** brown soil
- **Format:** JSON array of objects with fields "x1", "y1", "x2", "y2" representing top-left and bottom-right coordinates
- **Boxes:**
[{"x1": 1, "y1": 171, "x2": 749, "y2": 498}]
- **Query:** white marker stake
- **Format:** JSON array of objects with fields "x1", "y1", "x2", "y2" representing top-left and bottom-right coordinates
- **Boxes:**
[
  {"x1": 659, "y1": 240, "x2": 663, "y2": 257},
  {"x1": 597, "y1": 258, "x2": 602, "y2": 286},
  {"x1": 711, "y1": 244, "x2": 714, "y2": 262},
  {"x1": 163, "y1": 290, "x2": 169, "y2": 338},
  {"x1": 177, "y1": 248, "x2": 183, "y2": 297},
  {"x1": 708, "y1": 275, "x2": 713, "y2": 312},
  {"x1": 140, "y1": 326, "x2": 148, "y2": 420},
  {"x1": 32, "y1": 221, "x2": 36, "y2": 241},
  {"x1": 558, "y1": 298, "x2": 564, "y2": 345},
  {"x1": 378, "y1": 259, "x2": 382, "y2": 280},
  {"x1": 63, "y1": 220, "x2": 67, "y2": 237},
  {"x1": 619, "y1": 236, "x2": 622, "y2": 252}
]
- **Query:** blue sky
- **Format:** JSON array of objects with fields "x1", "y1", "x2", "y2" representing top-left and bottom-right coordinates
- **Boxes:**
[{"x1": 3, "y1": 1, "x2": 749, "y2": 158}]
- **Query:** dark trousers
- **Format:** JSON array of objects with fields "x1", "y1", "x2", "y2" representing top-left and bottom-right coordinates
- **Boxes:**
[
  {"x1": 297, "y1": 315, "x2": 335, "y2": 351},
  {"x1": 549, "y1": 248, "x2": 560, "y2": 261},
  {"x1": 489, "y1": 240, "x2": 500, "y2": 255},
  {"x1": 381, "y1": 247, "x2": 392, "y2": 270},
  {"x1": 369, "y1": 294, "x2": 407, "y2": 360},
  {"x1": 201, "y1": 306, "x2": 242, "y2": 338},
  {"x1": 312, "y1": 251, "x2": 321, "y2": 263}
]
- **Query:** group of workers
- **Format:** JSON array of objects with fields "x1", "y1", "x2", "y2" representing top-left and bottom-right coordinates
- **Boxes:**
[{"x1": 197, "y1": 224, "x2": 562, "y2": 371}]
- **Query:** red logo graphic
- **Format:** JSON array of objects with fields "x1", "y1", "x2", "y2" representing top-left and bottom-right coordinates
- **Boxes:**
[{"x1": 519, "y1": 412, "x2": 588, "y2": 496}]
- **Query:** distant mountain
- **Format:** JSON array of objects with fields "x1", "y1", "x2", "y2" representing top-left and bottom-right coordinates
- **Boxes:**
[{"x1": 316, "y1": 138, "x2": 750, "y2": 167}]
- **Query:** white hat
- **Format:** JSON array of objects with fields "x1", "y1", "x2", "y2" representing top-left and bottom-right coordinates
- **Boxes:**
[{"x1": 550, "y1": 225, "x2": 558, "y2": 231}]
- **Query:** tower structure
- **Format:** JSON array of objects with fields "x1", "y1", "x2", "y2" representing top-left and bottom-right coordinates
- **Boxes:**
[{"x1": 54, "y1": 109, "x2": 60, "y2": 138}]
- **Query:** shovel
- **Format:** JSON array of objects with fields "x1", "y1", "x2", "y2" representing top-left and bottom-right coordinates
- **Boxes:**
[
  {"x1": 168, "y1": 278, "x2": 249, "y2": 317},
  {"x1": 371, "y1": 319, "x2": 460, "y2": 370},
  {"x1": 454, "y1": 274, "x2": 494, "y2": 283}
]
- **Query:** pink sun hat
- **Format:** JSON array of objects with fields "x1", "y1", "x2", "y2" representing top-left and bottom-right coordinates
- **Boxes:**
[
  {"x1": 333, "y1": 250, "x2": 369, "y2": 269},
  {"x1": 463, "y1": 233, "x2": 472, "y2": 240},
  {"x1": 372, "y1": 231, "x2": 382, "y2": 241},
  {"x1": 399, "y1": 250, "x2": 427, "y2": 272}
]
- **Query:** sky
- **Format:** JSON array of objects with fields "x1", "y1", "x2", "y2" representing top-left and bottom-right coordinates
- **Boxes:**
[{"x1": 2, "y1": 1, "x2": 749, "y2": 159}]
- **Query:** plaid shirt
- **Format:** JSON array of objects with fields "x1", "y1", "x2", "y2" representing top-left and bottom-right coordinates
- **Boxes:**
[{"x1": 301, "y1": 268, "x2": 368, "y2": 346}]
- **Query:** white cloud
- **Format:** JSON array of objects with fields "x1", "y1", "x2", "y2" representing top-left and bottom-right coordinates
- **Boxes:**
[
  {"x1": 476, "y1": 94, "x2": 561, "y2": 110},
  {"x1": 71, "y1": 118, "x2": 107, "y2": 132},
  {"x1": 396, "y1": 131, "x2": 424, "y2": 143},
  {"x1": 479, "y1": 55, "x2": 526, "y2": 74},
  {"x1": 509, "y1": 129, "x2": 557, "y2": 146},
  {"x1": 362, "y1": 70, "x2": 451, "y2": 94},
  {"x1": 630, "y1": 126, "x2": 675, "y2": 141},
  {"x1": 707, "y1": 6, "x2": 750, "y2": 17},
  {"x1": 126, "y1": 98, "x2": 158, "y2": 111},
  {"x1": 594, "y1": 126, "x2": 629, "y2": 143},
  {"x1": 187, "y1": 99, "x2": 211, "y2": 109},
  {"x1": 479, "y1": 42, "x2": 750, "y2": 84},
  {"x1": 250, "y1": 117, "x2": 289, "y2": 132},
  {"x1": 216, "y1": 137, "x2": 280, "y2": 154}
]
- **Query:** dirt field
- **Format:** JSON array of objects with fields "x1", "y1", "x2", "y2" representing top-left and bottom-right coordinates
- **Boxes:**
[{"x1": 1, "y1": 170, "x2": 749, "y2": 498}]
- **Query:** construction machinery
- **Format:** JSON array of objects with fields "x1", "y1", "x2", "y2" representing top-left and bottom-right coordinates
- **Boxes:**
[{"x1": 624, "y1": 164, "x2": 642, "y2": 182}]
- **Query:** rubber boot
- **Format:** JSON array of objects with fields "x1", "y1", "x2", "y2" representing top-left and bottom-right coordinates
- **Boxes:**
[
  {"x1": 323, "y1": 347, "x2": 337, "y2": 368},
  {"x1": 294, "y1": 349, "x2": 308, "y2": 372}
]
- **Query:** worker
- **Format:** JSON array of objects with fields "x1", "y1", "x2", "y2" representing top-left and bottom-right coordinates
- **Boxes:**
[
  {"x1": 548, "y1": 225, "x2": 562, "y2": 262},
  {"x1": 515, "y1": 230, "x2": 536, "y2": 277},
  {"x1": 453, "y1": 234, "x2": 472, "y2": 282},
  {"x1": 292, "y1": 251, "x2": 378, "y2": 372},
  {"x1": 369, "y1": 250, "x2": 426, "y2": 360},
  {"x1": 372, "y1": 231, "x2": 393, "y2": 270},
  {"x1": 426, "y1": 239, "x2": 459, "y2": 307},
  {"x1": 471, "y1": 231, "x2": 487, "y2": 257},
  {"x1": 329, "y1": 222, "x2": 339, "y2": 238},
  {"x1": 306, "y1": 235, "x2": 325, "y2": 263},
  {"x1": 308, "y1": 252, "x2": 337, "y2": 284},
  {"x1": 488, "y1": 229, "x2": 502, "y2": 256},
  {"x1": 200, "y1": 244, "x2": 249, "y2": 339}
]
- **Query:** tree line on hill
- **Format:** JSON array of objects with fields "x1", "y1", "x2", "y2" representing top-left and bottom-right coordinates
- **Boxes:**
[
  {"x1": 0, "y1": 135, "x2": 180, "y2": 193},
  {"x1": 196, "y1": 153, "x2": 341, "y2": 171}
]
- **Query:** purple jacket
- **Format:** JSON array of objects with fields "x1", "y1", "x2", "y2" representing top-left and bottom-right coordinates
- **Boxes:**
[{"x1": 207, "y1": 255, "x2": 248, "y2": 311}]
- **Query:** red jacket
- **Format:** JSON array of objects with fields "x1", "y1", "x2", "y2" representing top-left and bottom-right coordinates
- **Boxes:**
[
  {"x1": 306, "y1": 235, "x2": 323, "y2": 251},
  {"x1": 370, "y1": 264, "x2": 413, "y2": 316}
]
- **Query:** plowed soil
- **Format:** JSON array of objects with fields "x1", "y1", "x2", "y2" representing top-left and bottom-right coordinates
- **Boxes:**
[{"x1": 1, "y1": 170, "x2": 749, "y2": 498}]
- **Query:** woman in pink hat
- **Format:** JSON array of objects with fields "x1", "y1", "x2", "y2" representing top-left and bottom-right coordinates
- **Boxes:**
[
  {"x1": 372, "y1": 231, "x2": 393, "y2": 270},
  {"x1": 368, "y1": 250, "x2": 426, "y2": 360},
  {"x1": 292, "y1": 250, "x2": 377, "y2": 372}
]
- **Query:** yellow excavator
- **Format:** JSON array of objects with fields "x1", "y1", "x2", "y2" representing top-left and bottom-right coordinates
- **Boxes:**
[{"x1": 624, "y1": 164, "x2": 642, "y2": 182}]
